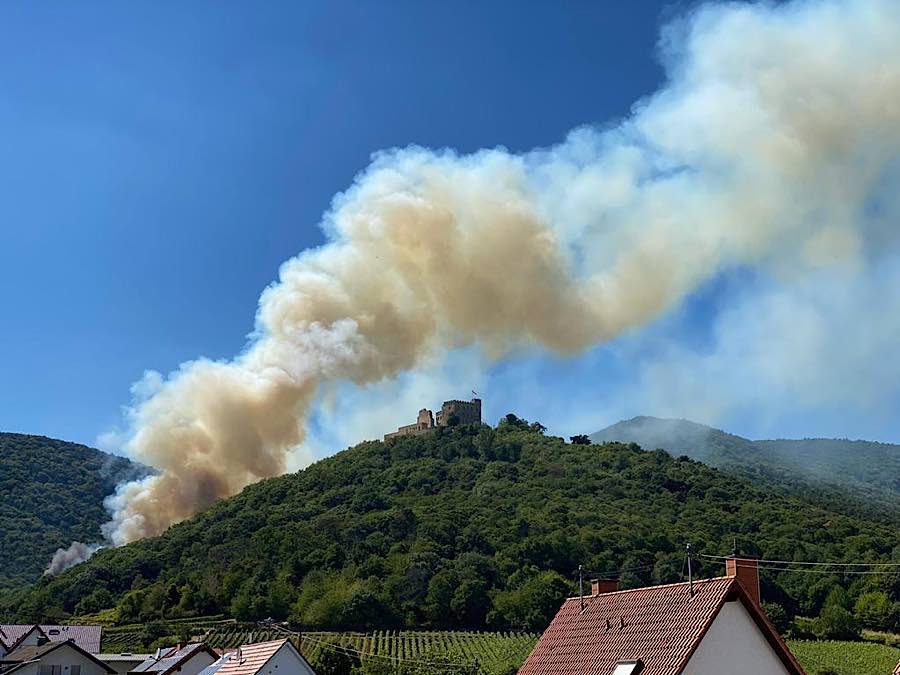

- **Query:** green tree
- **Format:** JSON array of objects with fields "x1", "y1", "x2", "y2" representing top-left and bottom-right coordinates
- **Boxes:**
[
  {"x1": 761, "y1": 601, "x2": 791, "y2": 634},
  {"x1": 854, "y1": 591, "x2": 892, "y2": 630},
  {"x1": 451, "y1": 579, "x2": 491, "y2": 626},
  {"x1": 489, "y1": 571, "x2": 570, "y2": 630},
  {"x1": 311, "y1": 649, "x2": 359, "y2": 675},
  {"x1": 425, "y1": 570, "x2": 457, "y2": 625},
  {"x1": 813, "y1": 605, "x2": 861, "y2": 641},
  {"x1": 139, "y1": 620, "x2": 173, "y2": 646}
]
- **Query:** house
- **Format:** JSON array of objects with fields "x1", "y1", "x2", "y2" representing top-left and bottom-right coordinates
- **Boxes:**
[
  {"x1": 0, "y1": 627, "x2": 103, "y2": 657},
  {"x1": 893, "y1": 659, "x2": 900, "y2": 675},
  {"x1": 0, "y1": 639, "x2": 115, "y2": 675},
  {"x1": 197, "y1": 639, "x2": 316, "y2": 675},
  {"x1": 129, "y1": 644, "x2": 218, "y2": 675},
  {"x1": 94, "y1": 655, "x2": 150, "y2": 675},
  {"x1": 518, "y1": 556, "x2": 805, "y2": 675}
]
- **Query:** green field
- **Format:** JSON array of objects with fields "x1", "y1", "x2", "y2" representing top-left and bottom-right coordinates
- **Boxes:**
[{"x1": 787, "y1": 640, "x2": 900, "y2": 675}]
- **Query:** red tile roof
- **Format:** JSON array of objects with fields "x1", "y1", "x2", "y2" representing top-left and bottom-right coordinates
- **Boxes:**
[
  {"x1": 517, "y1": 576, "x2": 804, "y2": 675},
  {"x1": 893, "y1": 659, "x2": 900, "y2": 675},
  {"x1": 0, "y1": 626, "x2": 102, "y2": 654},
  {"x1": 204, "y1": 639, "x2": 298, "y2": 675}
]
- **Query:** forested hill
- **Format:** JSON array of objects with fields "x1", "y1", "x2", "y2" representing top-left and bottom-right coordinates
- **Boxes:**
[
  {"x1": 0, "y1": 433, "x2": 141, "y2": 590},
  {"x1": 591, "y1": 417, "x2": 900, "y2": 509},
  {"x1": 4, "y1": 418, "x2": 900, "y2": 634}
]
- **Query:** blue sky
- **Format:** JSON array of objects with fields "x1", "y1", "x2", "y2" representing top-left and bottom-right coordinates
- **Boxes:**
[{"x1": 2, "y1": 0, "x2": 899, "y2": 450}]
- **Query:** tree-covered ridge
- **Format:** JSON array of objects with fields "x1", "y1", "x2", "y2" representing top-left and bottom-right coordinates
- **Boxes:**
[
  {"x1": 3, "y1": 419, "x2": 900, "y2": 637},
  {"x1": 755, "y1": 437, "x2": 900, "y2": 495},
  {"x1": 591, "y1": 416, "x2": 900, "y2": 511},
  {"x1": 0, "y1": 433, "x2": 141, "y2": 589}
]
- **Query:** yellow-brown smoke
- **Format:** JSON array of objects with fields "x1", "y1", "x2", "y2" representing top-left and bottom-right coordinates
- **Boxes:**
[{"x1": 101, "y1": 0, "x2": 900, "y2": 545}]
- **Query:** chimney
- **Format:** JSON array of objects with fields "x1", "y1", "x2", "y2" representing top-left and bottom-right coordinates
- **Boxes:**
[
  {"x1": 591, "y1": 578, "x2": 619, "y2": 595},
  {"x1": 726, "y1": 556, "x2": 761, "y2": 606}
]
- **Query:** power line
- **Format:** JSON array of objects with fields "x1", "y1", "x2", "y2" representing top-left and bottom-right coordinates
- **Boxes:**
[
  {"x1": 743, "y1": 562, "x2": 898, "y2": 576},
  {"x1": 698, "y1": 556, "x2": 900, "y2": 576},
  {"x1": 699, "y1": 553, "x2": 900, "y2": 568},
  {"x1": 579, "y1": 558, "x2": 683, "y2": 579}
]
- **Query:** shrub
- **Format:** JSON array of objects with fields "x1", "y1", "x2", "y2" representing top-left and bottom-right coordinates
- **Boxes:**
[{"x1": 813, "y1": 606, "x2": 861, "y2": 641}]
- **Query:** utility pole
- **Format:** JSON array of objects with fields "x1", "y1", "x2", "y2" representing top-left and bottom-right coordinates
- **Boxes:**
[{"x1": 578, "y1": 564, "x2": 585, "y2": 610}]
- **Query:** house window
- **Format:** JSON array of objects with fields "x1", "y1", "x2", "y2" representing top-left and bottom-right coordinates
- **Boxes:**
[
  {"x1": 38, "y1": 666, "x2": 62, "y2": 675},
  {"x1": 71, "y1": 666, "x2": 81, "y2": 675}
]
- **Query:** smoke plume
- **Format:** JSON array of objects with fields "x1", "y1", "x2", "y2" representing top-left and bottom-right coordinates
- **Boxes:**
[
  {"x1": 102, "y1": 0, "x2": 900, "y2": 544},
  {"x1": 45, "y1": 541, "x2": 102, "y2": 575}
]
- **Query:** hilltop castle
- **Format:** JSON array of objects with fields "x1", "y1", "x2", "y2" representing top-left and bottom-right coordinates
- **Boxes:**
[{"x1": 384, "y1": 398, "x2": 482, "y2": 440}]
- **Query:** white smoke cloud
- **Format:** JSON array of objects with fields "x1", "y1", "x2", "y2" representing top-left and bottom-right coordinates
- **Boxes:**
[
  {"x1": 631, "y1": 262, "x2": 900, "y2": 432},
  {"x1": 45, "y1": 541, "x2": 102, "y2": 575},
  {"x1": 97, "y1": 0, "x2": 900, "y2": 545}
]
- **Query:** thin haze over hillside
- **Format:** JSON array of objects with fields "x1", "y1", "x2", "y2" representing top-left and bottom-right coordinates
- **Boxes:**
[
  {"x1": 65, "y1": 0, "x2": 900, "y2": 566},
  {"x1": 592, "y1": 416, "x2": 900, "y2": 509}
]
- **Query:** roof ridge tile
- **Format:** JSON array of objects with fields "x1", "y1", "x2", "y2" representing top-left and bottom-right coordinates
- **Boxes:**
[{"x1": 564, "y1": 576, "x2": 732, "y2": 601}]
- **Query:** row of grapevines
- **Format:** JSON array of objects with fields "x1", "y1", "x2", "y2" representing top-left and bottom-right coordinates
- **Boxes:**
[
  {"x1": 788, "y1": 640, "x2": 900, "y2": 675},
  {"x1": 101, "y1": 624, "x2": 537, "y2": 674},
  {"x1": 293, "y1": 630, "x2": 537, "y2": 673}
]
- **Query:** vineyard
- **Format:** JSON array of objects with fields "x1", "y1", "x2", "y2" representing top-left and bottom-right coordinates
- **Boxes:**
[
  {"x1": 787, "y1": 640, "x2": 900, "y2": 675},
  {"x1": 99, "y1": 622, "x2": 537, "y2": 674},
  {"x1": 293, "y1": 630, "x2": 536, "y2": 673},
  {"x1": 99, "y1": 616, "x2": 228, "y2": 651}
]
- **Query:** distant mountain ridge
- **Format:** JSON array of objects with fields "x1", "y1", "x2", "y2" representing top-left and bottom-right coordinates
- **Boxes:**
[
  {"x1": 591, "y1": 416, "x2": 900, "y2": 509},
  {"x1": 0, "y1": 432, "x2": 143, "y2": 589}
]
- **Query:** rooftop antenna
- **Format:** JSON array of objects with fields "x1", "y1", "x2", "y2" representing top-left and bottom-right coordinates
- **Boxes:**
[
  {"x1": 732, "y1": 537, "x2": 738, "y2": 556},
  {"x1": 686, "y1": 543, "x2": 694, "y2": 597},
  {"x1": 578, "y1": 565, "x2": 585, "y2": 611},
  {"x1": 472, "y1": 390, "x2": 480, "y2": 398}
]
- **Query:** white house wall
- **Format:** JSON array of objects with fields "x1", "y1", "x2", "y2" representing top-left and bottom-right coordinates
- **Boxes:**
[
  {"x1": 95, "y1": 656, "x2": 147, "y2": 675},
  {"x1": 683, "y1": 601, "x2": 791, "y2": 675},
  {"x1": 256, "y1": 644, "x2": 316, "y2": 675},
  {"x1": 177, "y1": 652, "x2": 217, "y2": 675}
]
